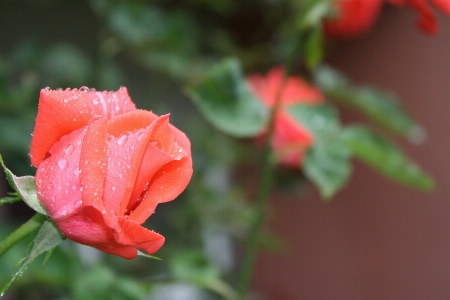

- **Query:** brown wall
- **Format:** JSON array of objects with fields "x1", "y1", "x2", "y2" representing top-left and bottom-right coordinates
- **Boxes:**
[{"x1": 253, "y1": 7, "x2": 450, "y2": 300}]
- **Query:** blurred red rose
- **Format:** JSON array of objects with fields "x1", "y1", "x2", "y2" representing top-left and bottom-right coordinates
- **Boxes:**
[
  {"x1": 247, "y1": 67, "x2": 324, "y2": 168},
  {"x1": 387, "y1": 0, "x2": 450, "y2": 34},
  {"x1": 30, "y1": 87, "x2": 193, "y2": 259},
  {"x1": 324, "y1": 0, "x2": 383, "y2": 39}
]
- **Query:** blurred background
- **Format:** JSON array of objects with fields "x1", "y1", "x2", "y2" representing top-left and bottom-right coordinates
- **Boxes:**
[{"x1": 0, "y1": 0, "x2": 449, "y2": 299}]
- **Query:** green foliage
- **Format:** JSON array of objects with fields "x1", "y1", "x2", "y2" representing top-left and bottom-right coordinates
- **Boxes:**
[
  {"x1": 1, "y1": 220, "x2": 66, "y2": 296},
  {"x1": 342, "y1": 126, "x2": 435, "y2": 190},
  {"x1": 288, "y1": 104, "x2": 351, "y2": 198},
  {"x1": 314, "y1": 65, "x2": 423, "y2": 142},
  {"x1": 186, "y1": 59, "x2": 268, "y2": 137},
  {"x1": 171, "y1": 250, "x2": 237, "y2": 300},
  {"x1": 71, "y1": 265, "x2": 147, "y2": 300}
]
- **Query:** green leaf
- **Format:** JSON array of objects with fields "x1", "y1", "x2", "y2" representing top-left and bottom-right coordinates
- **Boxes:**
[
  {"x1": 314, "y1": 65, "x2": 423, "y2": 142},
  {"x1": 0, "y1": 155, "x2": 48, "y2": 215},
  {"x1": 342, "y1": 126, "x2": 435, "y2": 190},
  {"x1": 1, "y1": 220, "x2": 66, "y2": 295},
  {"x1": 303, "y1": 140, "x2": 351, "y2": 199},
  {"x1": 288, "y1": 104, "x2": 351, "y2": 198},
  {"x1": 186, "y1": 58, "x2": 268, "y2": 137},
  {"x1": 296, "y1": 0, "x2": 331, "y2": 30}
]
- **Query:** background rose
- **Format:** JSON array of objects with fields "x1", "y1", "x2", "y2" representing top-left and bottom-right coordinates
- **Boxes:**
[
  {"x1": 247, "y1": 67, "x2": 324, "y2": 168},
  {"x1": 386, "y1": 0, "x2": 450, "y2": 33},
  {"x1": 30, "y1": 87, "x2": 193, "y2": 259},
  {"x1": 324, "y1": 0, "x2": 383, "y2": 39}
]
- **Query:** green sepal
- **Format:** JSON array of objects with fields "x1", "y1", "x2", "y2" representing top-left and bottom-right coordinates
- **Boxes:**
[
  {"x1": 136, "y1": 250, "x2": 162, "y2": 260},
  {"x1": 0, "y1": 154, "x2": 48, "y2": 216}
]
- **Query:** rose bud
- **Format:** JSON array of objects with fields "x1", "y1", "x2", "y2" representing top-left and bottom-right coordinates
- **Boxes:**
[{"x1": 30, "y1": 87, "x2": 193, "y2": 259}]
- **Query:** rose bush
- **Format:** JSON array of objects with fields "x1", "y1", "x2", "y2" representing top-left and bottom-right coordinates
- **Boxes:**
[
  {"x1": 247, "y1": 67, "x2": 324, "y2": 168},
  {"x1": 30, "y1": 87, "x2": 193, "y2": 259}
]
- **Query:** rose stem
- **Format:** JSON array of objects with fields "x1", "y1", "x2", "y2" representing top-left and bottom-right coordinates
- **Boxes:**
[
  {"x1": 0, "y1": 213, "x2": 46, "y2": 257},
  {"x1": 237, "y1": 34, "x2": 304, "y2": 299}
]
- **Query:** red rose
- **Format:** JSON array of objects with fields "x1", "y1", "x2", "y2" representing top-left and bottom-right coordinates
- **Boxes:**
[
  {"x1": 247, "y1": 67, "x2": 324, "y2": 167},
  {"x1": 30, "y1": 87, "x2": 193, "y2": 259},
  {"x1": 324, "y1": 0, "x2": 383, "y2": 39},
  {"x1": 387, "y1": 0, "x2": 450, "y2": 34}
]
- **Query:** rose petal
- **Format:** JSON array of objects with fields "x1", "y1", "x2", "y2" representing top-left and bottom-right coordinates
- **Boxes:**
[
  {"x1": 248, "y1": 67, "x2": 324, "y2": 107},
  {"x1": 117, "y1": 217, "x2": 165, "y2": 255},
  {"x1": 128, "y1": 117, "x2": 193, "y2": 224},
  {"x1": 79, "y1": 117, "x2": 108, "y2": 212},
  {"x1": 102, "y1": 110, "x2": 161, "y2": 215},
  {"x1": 35, "y1": 127, "x2": 85, "y2": 219},
  {"x1": 55, "y1": 206, "x2": 136, "y2": 259},
  {"x1": 432, "y1": 0, "x2": 450, "y2": 14},
  {"x1": 130, "y1": 158, "x2": 192, "y2": 224},
  {"x1": 273, "y1": 112, "x2": 314, "y2": 167},
  {"x1": 30, "y1": 87, "x2": 136, "y2": 166}
]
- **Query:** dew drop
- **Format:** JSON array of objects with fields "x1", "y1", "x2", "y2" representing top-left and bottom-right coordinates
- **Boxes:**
[
  {"x1": 137, "y1": 130, "x2": 146, "y2": 141},
  {"x1": 106, "y1": 135, "x2": 115, "y2": 142},
  {"x1": 71, "y1": 185, "x2": 77, "y2": 191},
  {"x1": 64, "y1": 189, "x2": 69, "y2": 195},
  {"x1": 56, "y1": 87, "x2": 63, "y2": 91},
  {"x1": 64, "y1": 144, "x2": 75, "y2": 155},
  {"x1": 112, "y1": 185, "x2": 116, "y2": 191},
  {"x1": 80, "y1": 86, "x2": 89, "y2": 92},
  {"x1": 117, "y1": 132, "x2": 130, "y2": 145},
  {"x1": 90, "y1": 88, "x2": 96, "y2": 92},
  {"x1": 58, "y1": 159, "x2": 68, "y2": 170}
]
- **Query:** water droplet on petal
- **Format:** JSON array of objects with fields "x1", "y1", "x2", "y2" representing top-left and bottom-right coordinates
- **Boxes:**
[
  {"x1": 137, "y1": 130, "x2": 146, "y2": 141},
  {"x1": 58, "y1": 159, "x2": 68, "y2": 170},
  {"x1": 112, "y1": 185, "x2": 116, "y2": 191},
  {"x1": 80, "y1": 86, "x2": 89, "y2": 92},
  {"x1": 64, "y1": 144, "x2": 75, "y2": 155},
  {"x1": 117, "y1": 132, "x2": 130, "y2": 145}
]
